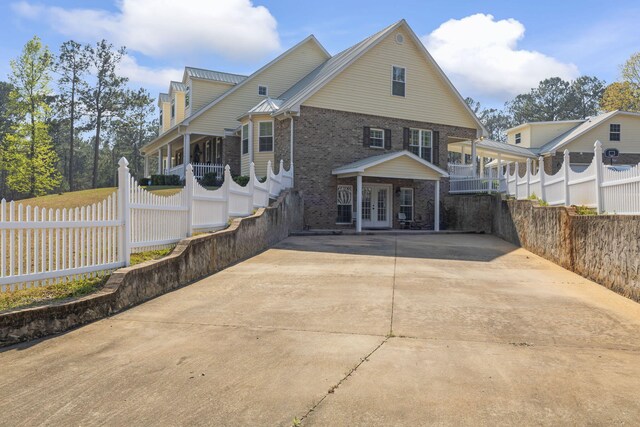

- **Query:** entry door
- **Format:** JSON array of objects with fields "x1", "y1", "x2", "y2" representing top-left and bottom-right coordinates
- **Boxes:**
[{"x1": 362, "y1": 184, "x2": 391, "y2": 228}]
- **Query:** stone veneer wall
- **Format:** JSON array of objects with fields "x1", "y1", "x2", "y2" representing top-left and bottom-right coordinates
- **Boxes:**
[
  {"x1": 444, "y1": 194, "x2": 640, "y2": 302},
  {"x1": 0, "y1": 190, "x2": 304, "y2": 347},
  {"x1": 290, "y1": 106, "x2": 477, "y2": 228}
]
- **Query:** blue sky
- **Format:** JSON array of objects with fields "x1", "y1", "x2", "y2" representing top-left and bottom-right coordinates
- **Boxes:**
[{"x1": 2, "y1": 0, "x2": 640, "y2": 108}]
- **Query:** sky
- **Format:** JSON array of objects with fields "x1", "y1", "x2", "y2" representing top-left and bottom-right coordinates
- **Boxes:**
[{"x1": 2, "y1": 0, "x2": 640, "y2": 109}]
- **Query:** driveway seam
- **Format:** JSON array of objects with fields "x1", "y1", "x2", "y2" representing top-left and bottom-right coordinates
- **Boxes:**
[
  {"x1": 389, "y1": 235, "x2": 398, "y2": 335},
  {"x1": 109, "y1": 317, "x2": 387, "y2": 339},
  {"x1": 297, "y1": 336, "x2": 389, "y2": 425}
]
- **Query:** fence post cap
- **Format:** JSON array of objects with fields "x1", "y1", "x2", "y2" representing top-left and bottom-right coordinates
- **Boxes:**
[
  {"x1": 563, "y1": 149, "x2": 570, "y2": 156},
  {"x1": 224, "y1": 165, "x2": 231, "y2": 172},
  {"x1": 594, "y1": 140, "x2": 602, "y2": 149},
  {"x1": 118, "y1": 157, "x2": 129, "y2": 167},
  {"x1": 186, "y1": 163, "x2": 193, "y2": 172}
]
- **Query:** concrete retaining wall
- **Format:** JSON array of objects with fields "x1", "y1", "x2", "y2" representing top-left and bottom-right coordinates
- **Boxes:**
[
  {"x1": 0, "y1": 190, "x2": 304, "y2": 347},
  {"x1": 444, "y1": 194, "x2": 640, "y2": 302}
]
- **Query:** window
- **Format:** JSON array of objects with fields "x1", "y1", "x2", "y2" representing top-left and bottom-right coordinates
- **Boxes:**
[
  {"x1": 159, "y1": 109, "x2": 163, "y2": 126},
  {"x1": 185, "y1": 86, "x2": 190, "y2": 107},
  {"x1": 515, "y1": 133, "x2": 521, "y2": 144},
  {"x1": 258, "y1": 85, "x2": 268, "y2": 96},
  {"x1": 610, "y1": 124, "x2": 621, "y2": 141},
  {"x1": 241, "y1": 124, "x2": 249, "y2": 155},
  {"x1": 171, "y1": 98, "x2": 175, "y2": 118},
  {"x1": 336, "y1": 185, "x2": 353, "y2": 224},
  {"x1": 370, "y1": 128, "x2": 384, "y2": 148},
  {"x1": 258, "y1": 121, "x2": 273, "y2": 152},
  {"x1": 399, "y1": 188, "x2": 413, "y2": 221},
  {"x1": 392, "y1": 66, "x2": 405, "y2": 97},
  {"x1": 409, "y1": 128, "x2": 432, "y2": 161}
]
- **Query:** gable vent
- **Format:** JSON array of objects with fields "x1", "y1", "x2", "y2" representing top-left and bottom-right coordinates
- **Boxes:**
[{"x1": 395, "y1": 33, "x2": 404, "y2": 44}]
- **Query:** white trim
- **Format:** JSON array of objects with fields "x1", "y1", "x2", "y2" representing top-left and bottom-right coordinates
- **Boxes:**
[
  {"x1": 336, "y1": 184, "x2": 354, "y2": 225},
  {"x1": 370, "y1": 128, "x2": 385, "y2": 149},
  {"x1": 257, "y1": 120, "x2": 274, "y2": 152},
  {"x1": 408, "y1": 128, "x2": 433, "y2": 162},
  {"x1": 361, "y1": 183, "x2": 392, "y2": 229},
  {"x1": 332, "y1": 150, "x2": 448, "y2": 177},
  {"x1": 241, "y1": 123, "x2": 249, "y2": 155},
  {"x1": 258, "y1": 85, "x2": 269, "y2": 97},
  {"x1": 399, "y1": 187, "x2": 414, "y2": 221}
]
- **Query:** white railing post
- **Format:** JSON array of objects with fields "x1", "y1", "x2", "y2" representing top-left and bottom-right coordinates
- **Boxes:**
[
  {"x1": 185, "y1": 163, "x2": 194, "y2": 237},
  {"x1": 594, "y1": 140, "x2": 603, "y2": 214},
  {"x1": 117, "y1": 157, "x2": 131, "y2": 267},
  {"x1": 539, "y1": 156, "x2": 546, "y2": 202},
  {"x1": 290, "y1": 161, "x2": 294, "y2": 187},
  {"x1": 563, "y1": 149, "x2": 571, "y2": 206},
  {"x1": 525, "y1": 158, "x2": 531, "y2": 198},
  {"x1": 487, "y1": 167, "x2": 492, "y2": 194},
  {"x1": 514, "y1": 162, "x2": 519, "y2": 199}
]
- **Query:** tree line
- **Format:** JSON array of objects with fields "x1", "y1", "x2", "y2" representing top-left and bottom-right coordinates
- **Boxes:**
[
  {"x1": 0, "y1": 36, "x2": 157, "y2": 200},
  {"x1": 467, "y1": 52, "x2": 640, "y2": 142}
]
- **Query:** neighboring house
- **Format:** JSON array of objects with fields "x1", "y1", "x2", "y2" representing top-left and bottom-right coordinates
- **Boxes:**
[
  {"x1": 141, "y1": 20, "x2": 486, "y2": 230},
  {"x1": 505, "y1": 110, "x2": 640, "y2": 173}
]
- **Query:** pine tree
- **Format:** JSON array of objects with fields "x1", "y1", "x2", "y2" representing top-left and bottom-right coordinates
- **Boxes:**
[{"x1": 4, "y1": 36, "x2": 61, "y2": 198}]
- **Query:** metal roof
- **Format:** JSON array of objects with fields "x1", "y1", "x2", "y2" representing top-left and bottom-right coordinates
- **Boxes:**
[
  {"x1": 538, "y1": 110, "x2": 623, "y2": 154},
  {"x1": 158, "y1": 93, "x2": 170, "y2": 103},
  {"x1": 184, "y1": 67, "x2": 247, "y2": 84},
  {"x1": 170, "y1": 81, "x2": 188, "y2": 92},
  {"x1": 248, "y1": 98, "x2": 284, "y2": 114},
  {"x1": 332, "y1": 150, "x2": 448, "y2": 177},
  {"x1": 476, "y1": 139, "x2": 538, "y2": 158}
]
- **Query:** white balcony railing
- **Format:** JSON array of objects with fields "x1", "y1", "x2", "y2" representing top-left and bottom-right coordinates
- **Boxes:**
[
  {"x1": 165, "y1": 163, "x2": 224, "y2": 180},
  {"x1": 447, "y1": 163, "x2": 475, "y2": 178}
]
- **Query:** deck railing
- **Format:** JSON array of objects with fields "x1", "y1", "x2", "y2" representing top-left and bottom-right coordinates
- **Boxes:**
[{"x1": 165, "y1": 163, "x2": 223, "y2": 180}]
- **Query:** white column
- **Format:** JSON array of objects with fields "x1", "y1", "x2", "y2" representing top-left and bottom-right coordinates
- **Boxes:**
[
  {"x1": 183, "y1": 133, "x2": 191, "y2": 166},
  {"x1": 356, "y1": 175, "x2": 362, "y2": 233},
  {"x1": 497, "y1": 153, "x2": 503, "y2": 178},
  {"x1": 144, "y1": 155, "x2": 149, "y2": 178},
  {"x1": 167, "y1": 141, "x2": 172, "y2": 169},
  {"x1": 117, "y1": 157, "x2": 131, "y2": 266},
  {"x1": 480, "y1": 156, "x2": 485, "y2": 177},
  {"x1": 248, "y1": 117, "x2": 254, "y2": 166},
  {"x1": 539, "y1": 155, "x2": 546, "y2": 201},
  {"x1": 525, "y1": 158, "x2": 532, "y2": 197},
  {"x1": 434, "y1": 180, "x2": 440, "y2": 231},
  {"x1": 471, "y1": 141, "x2": 477, "y2": 177},
  {"x1": 461, "y1": 146, "x2": 466, "y2": 164},
  {"x1": 157, "y1": 148, "x2": 162, "y2": 174}
]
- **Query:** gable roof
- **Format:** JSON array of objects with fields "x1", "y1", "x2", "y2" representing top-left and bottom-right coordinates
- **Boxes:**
[
  {"x1": 238, "y1": 98, "x2": 285, "y2": 120},
  {"x1": 474, "y1": 139, "x2": 539, "y2": 158},
  {"x1": 158, "y1": 93, "x2": 170, "y2": 104},
  {"x1": 182, "y1": 35, "x2": 330, "y2": 126},
  {"x1": 507, "y1": 119, "x2": 585, "y2": 134},
  {"x1": 332, "y1": 150, "x2": 448, "y2": 177},
  {"x1": 184, "y1": 67, "x2": 247, "y2": 85},
  {"x1": 275, "y1": 20, "x2": 486, "y2": 136},
  {"x1": 538, "y1": 110, "x2": 640, "y2": 154},
  {"x1": 170, "y1": 81, "x2": 188, "y2": 92}
]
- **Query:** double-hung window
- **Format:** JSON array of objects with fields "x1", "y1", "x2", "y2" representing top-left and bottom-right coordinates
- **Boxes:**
[
  {"x1": 610, "y1": 124, "x2": 621, "y2": 141},
  {"x1": 399, "y1": 188, "x2": 413, "y2": 221},
  {"x1": 370, "y1": 128, "x2": 384, "y2": 148},
  {"x1": 259, "y1": 121, "x2": 273, "y2": 152},
  {"x1": 409, "y1": 129, "x2": 432, "y2": 161},
  {"x1": 392, "y1": 66, "x2": 405, "y2": 97},
  {"x1": 258, "y1": 85, "x2": 268, "y2": 96},
  {"x1": 241, "y1": 124, "x2": 249, "y2": 155},
  {"x1": 515, "y1": 133, "x2": 521, "y2": 144},
  {"x1": 159, "y1": 109, "x2": 163, "y2": 126},
  {"x1": 171, "y1": 99, "x2": 175, "y2": 118},
  {"x1": 185, "y1": 86, "x2": 190, "y2": 108},
  {"x1": 336, "y1": 185, "x2": 353, "y2": 224}
]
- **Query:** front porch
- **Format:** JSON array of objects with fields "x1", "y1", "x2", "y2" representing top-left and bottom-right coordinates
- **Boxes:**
[
  {"x1": 143, "y1": 131, "x2": 227, "y2": 180},
  {"x1": 331, "y1": 151, "x2": 448, "y2": 232}
]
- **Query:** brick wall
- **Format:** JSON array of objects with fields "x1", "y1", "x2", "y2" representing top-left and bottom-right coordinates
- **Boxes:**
[
  {"x1": 223, "y1": 135, "x2": 241, "y2": 176},
  {"x1": 290, "y1": 106, "x2": 477, "y2": 228}
]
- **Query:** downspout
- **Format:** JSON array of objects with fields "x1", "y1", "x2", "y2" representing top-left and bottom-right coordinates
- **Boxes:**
[
  {"x1": 248, "y1": 114, "x2": 254, "y2": 167},
  {"x1": 289, "y1": 114, "x2": 295, "y2": 186}
]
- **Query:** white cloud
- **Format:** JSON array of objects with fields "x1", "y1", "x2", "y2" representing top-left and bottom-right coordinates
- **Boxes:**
[
  {"x1": 11, "y1": 0, "x2": 280, "y2": 61},
  {"x1": 117, "y1": 55, "x2": 183, "y2": 91},
  {"x1": 422, "y1": 14, "x2": 580, "y2": 102}
]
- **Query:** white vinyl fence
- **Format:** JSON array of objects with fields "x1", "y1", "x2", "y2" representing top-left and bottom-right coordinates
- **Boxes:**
[
  {"x1": 0, "y1": 158, "x2": 294, "y2": 291},
  {"x1": 505, "y1": 141, "x2": 640, "y2": 214}
]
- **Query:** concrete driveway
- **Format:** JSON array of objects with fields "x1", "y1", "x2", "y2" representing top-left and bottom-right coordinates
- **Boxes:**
[{"x1": 2, "y1": 234, "x2": 640, "y2": 426}]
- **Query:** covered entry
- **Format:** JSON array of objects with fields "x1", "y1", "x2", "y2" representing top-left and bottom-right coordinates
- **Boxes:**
[{"x1": 332, "y1": 151, "x2": 448, "y2": 232}]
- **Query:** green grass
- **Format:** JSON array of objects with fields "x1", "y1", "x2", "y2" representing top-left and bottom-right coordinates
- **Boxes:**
[
  {"x1": 0, "y1": 275, "x2": 108, "y2": 312},
  {"x1": 130, "y1": 247, "x2": 174, "y2": 265}
]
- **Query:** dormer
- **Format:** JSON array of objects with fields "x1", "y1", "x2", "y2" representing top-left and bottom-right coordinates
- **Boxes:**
[
  {"x1": 169, "y1": 81, "x2": 188, "y2": 126},
  {"x1": 157, "y1": 93, "x2": 171, "y2": 134}
]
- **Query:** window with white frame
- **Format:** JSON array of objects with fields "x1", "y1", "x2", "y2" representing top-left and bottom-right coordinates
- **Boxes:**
[
  {"x1": 241, "y1": 124, "x2": 249, "y2": 155},
  {"x1": 610, "y1": 124, "x2": 621, "y2": 141},
  {"x1": 392, "y1": 66, "x2": 405, "y2": 97},
  {"x1": 515, "y1": 132, "x2": 521, "y2": 144},
  {"x1": 259, "y1": 121, "x2": 273, "y2": 152},
  {"x1": 336, "y1": 185, "x2": 353, "y2": 224},
  {"x1": 159, "y1": 109, "x2": 163, "y2": 126},
  {"x1": 185, "y1": 86, "x2": 190, "y2": 107},
  {"x1": 409, "y1": 128, "x2": 432, "y2": 161},
  {"x1": 171, "y1": 98, "x2": 175, "y2": 118},
  {"x1": 258, "y1": 85, "x2": 268, "y2": 96},
  {"x1": 399, "y1": 188, "x2": 413, "y2": 221},
  {"x1": 370, "y1": 128, "x2": 384, "y2": 148}
]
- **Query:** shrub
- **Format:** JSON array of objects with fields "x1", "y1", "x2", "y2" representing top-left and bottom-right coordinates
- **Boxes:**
[
  {"x1": 233, "y1": 175, "x2": 250, "y2": 187},
  {"x1": 258, "y1": 176, "x2": 267, "y2": 183},
  {"x1": 150, "y1": 174, "x2": 164, "y2": 186},
  {"x1": 165, "y1": 174, "x2": 181, "y2": 186},
  {"x1": 201, "y1": 172, "x2": 218, "y2": 187},
  {"x1": 138, "y1": 177, "x2": 151, "y2": 186}
]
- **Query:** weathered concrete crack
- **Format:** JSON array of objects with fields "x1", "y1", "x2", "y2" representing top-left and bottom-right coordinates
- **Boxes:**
[
  {"x1": 296, "y1": 336, "x2": 389, "y2": 425},
  {"x1": 389, "y1": 235, "x2": 398, "y2": 335}
]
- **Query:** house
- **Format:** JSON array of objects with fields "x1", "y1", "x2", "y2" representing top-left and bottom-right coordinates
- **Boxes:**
[
  {"x1": 505, "y1": 110, "x2": 640, "y2": 173},
  {"x1": 141, "y1": 20, "x2": 488, "y2": 230}
]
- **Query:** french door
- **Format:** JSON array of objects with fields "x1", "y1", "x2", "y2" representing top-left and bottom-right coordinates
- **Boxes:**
[{"x1": 362, "y1": 184, "x2": 391, "y2": 228}]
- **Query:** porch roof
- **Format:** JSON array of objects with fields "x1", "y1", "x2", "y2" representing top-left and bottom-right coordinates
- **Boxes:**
[
  {"x1": 449, "y1": 138, "x2": 538, "y2": 161},
  {"x1": 332, "y1": 150, "x2": 448, "y2": 180}
]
